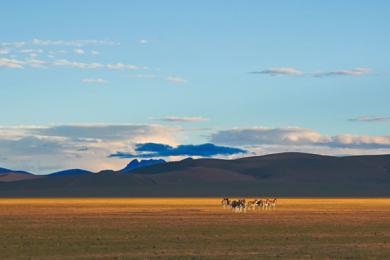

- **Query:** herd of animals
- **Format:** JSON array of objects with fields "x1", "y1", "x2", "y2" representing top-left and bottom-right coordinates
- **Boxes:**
[{"x1": 221, "y1": 198, "x2": 277, "y2": 213}]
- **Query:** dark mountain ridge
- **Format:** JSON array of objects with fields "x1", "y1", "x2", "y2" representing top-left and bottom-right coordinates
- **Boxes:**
[
  {"x1": 48, "y1": 169, "x2": 93, "y2": 177},
  {"x1": 0, "y1": 167, "x2": 40, "y2": 182},
  {"x1": 0, "y1": 152, "x2": 390, "y2": 197},
  {"x1": 0, "y1": 167, "x2": 33, "y2": 175}
]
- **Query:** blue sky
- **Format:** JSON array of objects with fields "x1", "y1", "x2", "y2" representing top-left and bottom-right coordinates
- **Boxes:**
[{"x1": 1, "y1": 1, "x2": 390, "y2": 173}]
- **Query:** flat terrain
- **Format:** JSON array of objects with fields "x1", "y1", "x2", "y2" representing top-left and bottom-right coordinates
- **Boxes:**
[{"x1": 0, "y1": 198, "x2": 389, "y2": 259}]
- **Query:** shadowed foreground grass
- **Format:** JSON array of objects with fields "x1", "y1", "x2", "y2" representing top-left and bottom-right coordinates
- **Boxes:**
[{"x1": 0, "y1": 198, "x2": 389, "y2": 259}]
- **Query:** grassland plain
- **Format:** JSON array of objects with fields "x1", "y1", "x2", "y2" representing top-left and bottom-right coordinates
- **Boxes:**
[{"x1": 0, "y1": 198, "x2": 389, "y2": 259}]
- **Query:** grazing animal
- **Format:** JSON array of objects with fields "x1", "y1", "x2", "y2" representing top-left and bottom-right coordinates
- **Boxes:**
[
  {"x1": 268, "y1": 198, "x2": 277, "y2": 209},
  {"x1": 262, "y1": 198, "x2": 277, "y2": 210},
  {"x1": 246, "y1": 200, "x2": 258, "y2": 211},
  {"x1": 264, "y1": 199, "x2": 271, "y2": 210},
  {"x1": 221, "y1": 197, "x2": 231, "y2": 208},
  {"x1": 231, "y1": 199, "x2": 246, "y2": 213},
  {"x1": 255, "y1": 199, "x2": 264, "y2": 209}
]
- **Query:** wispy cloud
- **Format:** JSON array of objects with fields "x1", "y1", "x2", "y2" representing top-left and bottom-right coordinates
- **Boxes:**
[
  {"x1": 348, "y1": 116, "x2": 390, "y2": 123},
  {"x1": 0, "y1": 58, "x2": 46, "y2": 69},
  {"x1": 25, "y1": 59, "x2": 46, "y2": 68},
  {"x1": 0, "y1": 58, "x2": 24, "y2": 68},
  {"x1": 20, "y1": 48, "x2": 43, "y2": 54},
  {"x1": 82, "y1": 78, "x2": 107, "y2": 84},
  {"x1": 167, "y1": 75, "x2": 187, "y2": 84},
  {"x1": 250, "y1": 67, "x2": 304, "y2": 76},
  {"x1": 107, "y1": 63, "x2": 139, "y2": 70},
  {"x1": 139, "y1": 39, "x2": 148, "y2": 44},
  {"x1": 53, "y1": 59, "x2": 103, "y2": 69},
  {"x1": 0, "y1": 41, "x2": 26, "y2": 48},
  {"x1": 313, "y1": 68, "x2": 370, "y2": 77},
  {"x1": 31, "y1": 39, "x2": 118, "y2": 47},
  {"x1": 74, "y1": 48, "x2": 85, "y2": 55},
  {"x1": 251, "y1": 67, "x2": 371, "y2": 77},
  {"x1": 2, "y1": 58, "x2": 145, "y2": 71},
  {"x1": 1, "y1": 39, "x2": 119, "y2": 48},
  {"x1": 156, "y1": 116, "x2": 208, "y2": 123}
]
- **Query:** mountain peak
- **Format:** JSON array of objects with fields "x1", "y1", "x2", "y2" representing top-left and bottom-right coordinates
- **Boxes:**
[{"x1": 120, "y1": 159, "x2": 166, "y2": 173}]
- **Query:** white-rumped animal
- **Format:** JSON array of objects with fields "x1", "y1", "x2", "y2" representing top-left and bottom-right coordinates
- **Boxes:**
[
  {"x1": 268, "y1": 198, "x2": 277, "y2": 209},
  {"x1": 246, "y1": 200, "x2": 259, "y2": 211},
  {"x1": 221, "y1": 197, "x2": 231, "y2": 208}
]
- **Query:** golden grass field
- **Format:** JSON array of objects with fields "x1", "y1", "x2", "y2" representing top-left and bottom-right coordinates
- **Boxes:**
[{"x1": 0, "y1": 198, "x2": 389, "y2": 259}]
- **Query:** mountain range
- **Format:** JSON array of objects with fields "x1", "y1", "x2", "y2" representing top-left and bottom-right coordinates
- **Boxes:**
[{"x1": 0, "y1": 152, "x2": 390, "y2": 197}]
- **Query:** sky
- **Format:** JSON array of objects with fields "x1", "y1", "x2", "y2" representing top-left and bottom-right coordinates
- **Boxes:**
[{"x1": 1, "y1": 1, "x2": 390, "y2": 173}]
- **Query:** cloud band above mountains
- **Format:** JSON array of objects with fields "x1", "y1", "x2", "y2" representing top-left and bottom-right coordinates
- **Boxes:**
[
  {"x1": 1, "y1": 124, "x2": 390, "y2": 174},
  {"x1": 210, "y1": 127, "x2": 390, "y2": 149}
]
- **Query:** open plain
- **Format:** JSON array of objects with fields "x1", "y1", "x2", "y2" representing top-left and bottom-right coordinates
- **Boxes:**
[{"x1": 0, "y1": 198, "x2": 389, "y2": 259}]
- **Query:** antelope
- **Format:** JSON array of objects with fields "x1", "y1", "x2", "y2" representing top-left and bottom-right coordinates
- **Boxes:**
[
  {"x1": 231, "y1": 199, "x2": 246, "y2": 213},
  {"x1": 221, "y1": 197, "x2": 231, "y2": 208}
]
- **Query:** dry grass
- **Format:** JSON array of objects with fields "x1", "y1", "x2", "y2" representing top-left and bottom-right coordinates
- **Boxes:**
[{"x1": 0, "y1": 198, "x2": 389, "y2": 259}]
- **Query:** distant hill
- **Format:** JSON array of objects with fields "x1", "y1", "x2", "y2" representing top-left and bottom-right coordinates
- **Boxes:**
[
  {"x1": 48, "y1": 169, "x2": 93, "y2": 177},
  {"x1": 0, "y1": 153, "x2": 390, "y2": 197},
  {"x1": 0, "y1": 167, "x2": 39, "y2": 182},
  {"x1": 119, "y1": 159, "x2": 166, "y2": 173},
  {"x1": 0, "y1": 173, "x2": 42, "y2": 182},
  {"x1": 0, "y1": 167, "x2": 32, "y2": 175}
]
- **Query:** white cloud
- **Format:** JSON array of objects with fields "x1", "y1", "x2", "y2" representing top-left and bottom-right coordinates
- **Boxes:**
[
  {"x1": 106, "y1": 63, "x2": 126, "y2": 70},
  {"x1": 31, "y1": 124, "x2": 179, "y2": 142},
  {"x1": 25, "y1": 59, "x2": 46, "y2": 68},
  {"x1": 2, "y1": 57, "x2": 144, "y2": 71},
  {"x1": 210, "y1": 126, "x2": 390, "y2": 149},
  {"x1": 107, "y1": 63, "x2": 139, "y2": 70},
  {"x1": 82, "y1": 78, "x2": 107, "y2": 84},
  {"x1": 167, "y1": 75, "x2": 187, "y2": 84},
  {"x1": 0, "y1": 39, "x2": 119, "y2": 52},
  {"x1": 48, "y1": 50, "x2": 67, "y2": 56},
  {"x1": 139, "y1": 39, "x2": 148, "y2": 44},
  {"x1": 0, "y1": 58, "x2": 46, "y2": 69},
  {"x1": 91, "y1": 50, "x2": 100, "y2": 55},
  {"x1": 0, "y1": 124, "x2": 180, "y2": 173},
  {"x1": 20, "y1": 48, "x2": 43, "y2": 54},
  {"x1": 53, "y1": 59, "x2": 103, "y2": 69},
  {"x1": 31, "y1": 38, "x2": 118, "y2": 47},
  {"x1": 74, "y1": 48, "x2": 85, "y2": 55},
  {"x1": 1, "y1": 41, "x2": 26, "y2": 48},
  {"x1": 156, "y1": 116, "x2": 208, "y2": 123},
  {"x1": 0, "y1": 58, "x2": 24, "y2": 68}
]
